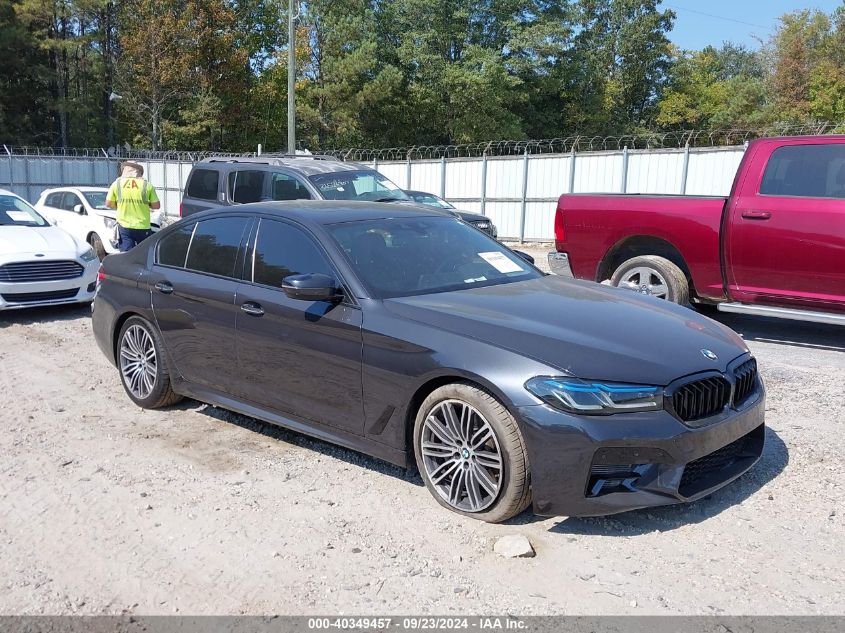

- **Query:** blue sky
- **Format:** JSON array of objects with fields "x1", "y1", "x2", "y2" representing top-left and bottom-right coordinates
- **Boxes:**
[{"x1": 665, "y1": 0, "x2": 843, "y2": 50}]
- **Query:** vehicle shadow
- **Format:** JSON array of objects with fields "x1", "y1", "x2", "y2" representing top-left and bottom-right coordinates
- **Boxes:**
[
  {"x1": 703, "y1": 309, "x2": 845, "y2": 353},
  {"x1": 547, "y1": 426, "x2": 788, "y2": 535},
  {"x1": 185, "y1": 401, "x2": 424, "y2": 487},
  {"x1": 0, "y1": 303, "x2": 91, "y2": 328}
]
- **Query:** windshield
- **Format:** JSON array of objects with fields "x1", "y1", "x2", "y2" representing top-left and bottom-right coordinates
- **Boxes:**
[
  {"x1": 82, "y1": 191, "x2": 109, "y2": 209},
  {"x1": 329, "y1": 216, "x2": 541, "y2": 299},
  {"x1": 309, "y1": 170, "x2": 410, "y2": 202},
  {"x1": 0, "y1": 195, "x2": 48, "y2": 227},
  {"x1": 408, "y1": 192, "x2": 454, "y2": 209}
]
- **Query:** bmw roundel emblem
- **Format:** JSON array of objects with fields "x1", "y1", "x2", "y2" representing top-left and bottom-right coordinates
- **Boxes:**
[{"x1": 701, "y1": 349, "x2": 719, "y2": 361}]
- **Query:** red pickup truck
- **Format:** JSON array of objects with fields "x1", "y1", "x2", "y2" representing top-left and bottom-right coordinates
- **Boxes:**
[{"x1": 549, "y1": 135, "x2": 845, "y2": 326}]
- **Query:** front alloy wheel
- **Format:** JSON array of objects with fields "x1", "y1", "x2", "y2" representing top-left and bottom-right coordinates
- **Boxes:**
[
  {"x1": 421, "y1": 399, "x2": 503, "y2": 512},
  {"x1": 413, "y1": 383, "x2": 531, "y2": 523}
]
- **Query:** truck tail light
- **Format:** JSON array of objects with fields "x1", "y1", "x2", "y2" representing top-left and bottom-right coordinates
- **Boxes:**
[
  {"x1": 97, "y1": 265, "x2": 106, "y2": 283},
  {"x1": 554, "y1": 204, "x2": 566, "y2": 250}
]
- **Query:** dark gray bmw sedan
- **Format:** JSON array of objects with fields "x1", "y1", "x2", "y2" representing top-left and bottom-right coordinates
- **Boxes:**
[{"x1": 92, "y1": 201, "x2": 765, "y2": 522}]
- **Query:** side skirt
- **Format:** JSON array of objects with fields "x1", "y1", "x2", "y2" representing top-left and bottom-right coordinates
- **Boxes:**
[{"x1": 172, "y1": 378, "x2": 411, "y2": 469}]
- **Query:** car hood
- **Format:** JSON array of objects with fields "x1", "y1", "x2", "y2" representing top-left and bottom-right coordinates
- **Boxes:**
[
  {"x1": 384, "y1": 275, "x2": 749, "y2": 386},
  {"x1": 0, "y1": 225, "x2": 82, "y2": 256},
  {"x1": 452, "y1": 210, "x2": 491, "y2": 223}
]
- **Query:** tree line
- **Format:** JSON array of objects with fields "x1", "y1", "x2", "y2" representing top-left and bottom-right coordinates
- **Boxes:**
[{"x1": 1, "y1": 0, "x2": 844, "y2": 152}]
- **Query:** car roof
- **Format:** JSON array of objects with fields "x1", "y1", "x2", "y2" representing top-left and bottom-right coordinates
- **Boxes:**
[
  {"x1": 0, "y1": 188, "x2": 19, "y2": 197},
  {"x1": 196, "y1": 155, "x2": 371, "y2": 177},
  {"x1": 197, "y1": 200, "x2": 450, "y2": 225},
  {"x1": 41, "y1": 186, "x2": 108, "y2": 193}
]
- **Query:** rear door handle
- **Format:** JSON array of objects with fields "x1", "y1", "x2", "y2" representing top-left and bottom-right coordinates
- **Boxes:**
[
  {"x1": 741, "y1": 210, "x2": 772, "y2": 220},
  {"x1": 240, "y1": 301, "x2": 265, "y2": 317},
  {"x1": 154, "y1": 281, "x2": 173, "y2": 294}
]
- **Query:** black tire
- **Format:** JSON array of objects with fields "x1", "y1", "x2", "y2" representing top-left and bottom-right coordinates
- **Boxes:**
[
  {"x1": 117, "y1": 316, "x2": 182, "y2": 409},
  {"x1": 413, "y1": 382, "x2": 531, "y2": 523},
  {"x1": 88, "y1": 233, "x2": 107, "y2": 261},
  {"x1": 610, "y1": 255, "x2": 690, "y2": 305}
]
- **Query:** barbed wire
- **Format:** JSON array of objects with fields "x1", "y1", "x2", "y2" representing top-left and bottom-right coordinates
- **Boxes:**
[{"x1": 3, "y1": 122, "x2": 843, "y2": 161}]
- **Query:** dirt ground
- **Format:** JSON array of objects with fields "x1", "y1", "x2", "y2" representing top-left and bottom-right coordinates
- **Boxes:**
[{"x1": 1, "y1": 255, "x2": 843, "y2": 615}]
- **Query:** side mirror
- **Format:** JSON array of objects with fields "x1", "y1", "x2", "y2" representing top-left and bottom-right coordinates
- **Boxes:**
[
  {"x1": 282, "y1": 273, "x2": 341, "y2": 302},
  {"x1": 512, "y1": 249, "x2": 535, "y2": 265},
  {"x1": 73, "y1": 204, "x2": 86, "y2": 215}
]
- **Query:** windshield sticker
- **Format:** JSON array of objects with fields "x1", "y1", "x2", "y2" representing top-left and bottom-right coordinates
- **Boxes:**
[
  {"x1": 318, "y1": 178, "x2": 350, "y2": 192},
  {"x1": 479, "y1": 251, "x2": 524, "y2": 274},
  {"x1": 464, "y1": 276, "x2": 487, "y2": 283},
  {"x1": 6, "y1": 211, "x2": 32, "y2": 222}
]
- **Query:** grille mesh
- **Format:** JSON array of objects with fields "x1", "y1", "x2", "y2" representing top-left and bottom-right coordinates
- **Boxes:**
[
  {"x1": 679, "y1": 430, "x2": 755, "y2": 496},
  {"x1": 733, "y1": 358, "x2": 758, "y2": 405},
  {"x1": 0, "y1": 260, "x2": 84, "y2": 282},
  {"x1": 1, "y1": 288, "x2": 79, "y2": 303},
  {"x1": 672, "y1": 376, "x2": 730, "y2": 422}
]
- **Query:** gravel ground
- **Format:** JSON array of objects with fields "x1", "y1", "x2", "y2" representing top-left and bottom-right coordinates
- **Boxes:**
[{"x1": 1, "y1": 258, "x2": 843, "y2": 615}]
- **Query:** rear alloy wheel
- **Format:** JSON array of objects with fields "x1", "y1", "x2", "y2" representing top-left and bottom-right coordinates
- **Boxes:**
[
  {"x1": 413, "y1": 383, "x2": 531, "y2": 523},
  {"x1": 88, "y1": 233, "x2": 107, "y2": 261},
  {"x1": 117, "y1": 316, "x2": 182, "y2": 409},
  {"x1": 610, "y1": 255, "x2": 690, "y2": 305}
]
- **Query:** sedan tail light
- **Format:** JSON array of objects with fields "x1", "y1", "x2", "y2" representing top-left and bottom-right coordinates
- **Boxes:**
[{"x1": 97, "y1": 264, "x2": 106, "y2": 283}]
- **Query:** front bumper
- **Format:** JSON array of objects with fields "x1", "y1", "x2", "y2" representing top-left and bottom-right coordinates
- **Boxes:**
[
  {"x1": 0, "y1": 260, "x2": 99, "y2": 310},
  {"x1": 548, "y1": 251, "x2": 574, "y2": 276},
  {"x1": 516, "y1": 389, "x2": 766, "y2": 517}
]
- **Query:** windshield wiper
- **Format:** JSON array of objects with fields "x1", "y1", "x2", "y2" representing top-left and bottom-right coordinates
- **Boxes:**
[{"x1": 373, "y1": 197, "x2": 404, "y2": 203}]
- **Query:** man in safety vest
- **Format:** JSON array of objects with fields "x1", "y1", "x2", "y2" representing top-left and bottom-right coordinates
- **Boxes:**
[{"x1": 105, "y1": 161, "x2": 161, "y2": 252}]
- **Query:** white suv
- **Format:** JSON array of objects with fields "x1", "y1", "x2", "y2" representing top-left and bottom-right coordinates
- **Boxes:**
[{"x1": 34, "y1": 187, "x2": 162, "y2": 259}]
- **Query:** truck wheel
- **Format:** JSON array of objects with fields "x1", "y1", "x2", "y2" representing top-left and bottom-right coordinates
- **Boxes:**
[{"x1": 610, "y1": 255, "x2": 690, "y2": 305}]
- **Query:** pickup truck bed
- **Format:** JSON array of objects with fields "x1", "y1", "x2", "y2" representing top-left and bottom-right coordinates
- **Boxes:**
[
  {"x1": 555, "y1": 194, "x2": 728, "y2": 301},
  {"x1": 549, "y1": 135, "x2": 845, "y2": 324}
]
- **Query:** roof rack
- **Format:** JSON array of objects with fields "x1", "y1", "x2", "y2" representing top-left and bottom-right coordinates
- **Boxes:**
[{"x1": 201, "y1": 154, "x2": 342, "y2": 165}]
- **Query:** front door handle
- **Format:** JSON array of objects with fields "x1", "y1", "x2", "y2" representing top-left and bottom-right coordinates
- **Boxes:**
[
  {"x1": 154, "y1": 281, "x2": 173, "y2": 294},
  {"x1": 741, "y1": 210, "x2": 772, "y2": 220},
  {"x1": 240, "y1": 301, "x2": 265, "y2": 317}
]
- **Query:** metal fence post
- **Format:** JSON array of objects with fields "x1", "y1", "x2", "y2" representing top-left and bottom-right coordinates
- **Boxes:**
[
  {"x1": 373, "y1": 156, "x2": 379, "y2": 173},
  {"x1": 24, "y1": 154, "x2": 31, "y2": 201},
  {"x1": 440, "y1": 156, "x2": 447, "y2": 198},
  {"x1": 163, "y1": 159, "x2": 169, "y2": 217},
  {"x1": 681, "y1": 145, "x2": 690, "y2": 194},
  {"x1": 620, "y1": 146, "x2": 629, "y2": 194},
  {"x1": 406, "y1": 148, "x2": 413, "y2": 189},
  {"x1": 480, "y1": 153, "x2": 488, "y2": 215},
  {"x1": 3, "y1": 145, "x2": 12, "y2": 190},
  {"x1": 519, "y1": 149, "x2": 529, "y2": 243},
  {"x1": 568, "y1": 147, "x2": 576, "y2": 193}
]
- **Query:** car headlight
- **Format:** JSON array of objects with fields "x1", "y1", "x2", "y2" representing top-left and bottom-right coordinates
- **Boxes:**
[
  {"x1": 103, "y1": 217, "x2": 117, "y2": 229},
  {"x1": 525, "y1": 377, "x2": 663, "y2": 415},
  {"x1": 80, "y1": 247, "x2": 98, "y2": 262}
]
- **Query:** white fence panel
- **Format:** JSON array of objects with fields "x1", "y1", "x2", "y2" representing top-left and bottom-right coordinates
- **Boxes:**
[
  {"x1": 445, "y1": 159, "x2": 483, "y2": 200},
  {"x1": 686, "y1": 148, "x2": 745, "y2": 196},
  {"x1": 573, "y1": 152, "x2": 624, "y2": 193},
  {"x1": 527, "y1": 155, "x2": 572, "y2": 198},
  {"x1": 627, "y1": 150, "x2": 685, "y2": 194},
  {"x1": 409, "y1": 161, "x2": 441, "y2": 193},
  {"x1": 0, "y1": 144, "x2": 751, "y2": 238}
]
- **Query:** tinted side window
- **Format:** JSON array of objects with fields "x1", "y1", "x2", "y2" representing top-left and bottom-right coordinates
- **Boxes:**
[
  {"x1": 186, "y1": 169, "x2": 220, "y2": 201},
  {"x1": 157, "y1": 222, "x2": 195, "y2": 268},
  {"x1": 185, "y1": 217, "x2": 249, "y2": 278},
  {"x1": 228, "y1": 170, "x2": 265, "y2": 204},
  {"x1": 45, "y1": 193, "x2": 62, "y2": 207},
  {"x1": 253, "y1": 219, "x2": 332, "y2": 288},
  {"x1": 270, "y1": 173, "x2": 312, "y2": 201},
  {"x1": 760, "y1": 144, "x2": 845, "y2": 198}
]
